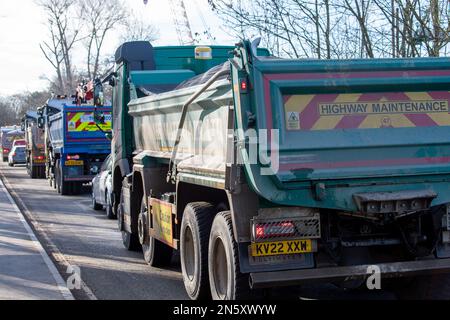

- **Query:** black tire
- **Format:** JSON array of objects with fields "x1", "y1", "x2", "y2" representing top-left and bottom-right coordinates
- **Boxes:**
[
  {"x1": 55, "y1": 160, "x2": 61, "y2": 194},
  {"x1": 208, "y1": 211, "x2": 252, "y2": 300},
  {"x1": 180, "y1": 202, "x2": 215, "y2": 300},
  {"x1": 58, "y1": 162, "x2": 70, "y2": 195},
  {"x1": 48, "y1": 166, "x2": 53, "y2": 186},
  {"x1": 31, "y1": 165, "x2": 38, "y2": 179},
  {"x1": 39, "y1": 166, "x2": 46, "y2": 179},
  {"x1": 52, "y1": 166, "x2": 56, "y2": 188},
  {"x1": 71, "y1": 182, "x2": 82, "y2": 195},
  {"x1": 26, "y1": 159, "x2": 31, "y2": 176},
  {"x1": 118, "y1": 194, "x2": 140, "y2": 251},
  {"x1": 105, "y1": 191, "x2": 115, "y2": 219},
  {"x1": 138, "y1": 197, "x2": 173, "y2": 267},
  {"x1": 91, "y1": 190, "x2": 102, "y2": 210}
]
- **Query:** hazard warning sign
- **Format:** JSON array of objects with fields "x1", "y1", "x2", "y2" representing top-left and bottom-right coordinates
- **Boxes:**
[{"x1": 286, "y1": 111, "x2": 300, "y2": 130}]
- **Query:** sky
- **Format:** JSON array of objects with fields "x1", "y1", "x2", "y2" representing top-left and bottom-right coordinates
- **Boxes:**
[{"x1": 0, "y1": 0, "x2": 236, "y2": 96}]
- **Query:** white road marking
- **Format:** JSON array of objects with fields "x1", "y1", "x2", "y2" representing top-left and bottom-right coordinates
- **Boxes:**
[
  {"x1": 0, "y1": 178, "x2": 74, "y2": 300},
  {"x1": 0, "y1": 171, "x2": 98, "y2": 300}
]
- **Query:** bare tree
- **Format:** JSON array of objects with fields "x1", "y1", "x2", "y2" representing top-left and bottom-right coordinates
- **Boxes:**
[
  {"x1": 120, "y1": 16, "x2": 159, "y2": 43},
  {"x1": 335, "y1": 0, "x2": 375, "y2": 58},
  {"x1": 37, "y1": 0, "x2": 79, "y2": 93},
  {"x1": 411, "y1": 0, "x2": 450, "y2": 56},
  {"x1": 210, "y1": 0, "x2": 449, "y2": 59},
  {"x1": 0, "y1": 99, "x2": 18, "y2": 126},
  {"x1": 209, "y1": 0, "x2": 346, "y2": 59},
  {"x1": 39, "y1": 19, "x2": 65, "y2": 93},
  {"x1": 0, "y1": 91, "x2": 50, "y2": 126},
  {"x1": 373, "y1": 0, "x2": 450, "y2": 57},
  {"x1": 78, "y1": 0, "x2": 127, "y2": 79}
]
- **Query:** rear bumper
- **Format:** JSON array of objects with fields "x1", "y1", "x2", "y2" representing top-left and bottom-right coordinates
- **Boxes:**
[
  {"x1": 249, "y1": 258, "x2": 450, "y2": 289},
  {"x1": 31, "y1": 163, "x2": 45, "y2": 167},
  {"x1": 64, "y1": 175, "x2": 95, "y2": 182}
]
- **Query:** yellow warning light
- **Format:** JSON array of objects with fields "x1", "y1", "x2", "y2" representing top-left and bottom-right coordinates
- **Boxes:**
[{"x1": 195, "y1": 46, "x2": 212, "y2": 60}]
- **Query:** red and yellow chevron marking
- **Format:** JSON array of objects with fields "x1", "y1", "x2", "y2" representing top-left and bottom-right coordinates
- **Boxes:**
[
  {"x1": 67, "y1": 112, "x2": 111, "y2": 132},
  {"x1": 284, "y1": 91, "x2": 450, "y2": 131}
]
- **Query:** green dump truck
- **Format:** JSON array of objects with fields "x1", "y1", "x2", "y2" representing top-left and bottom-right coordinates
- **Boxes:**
[{"x1": 108, "y1": 39, "x2": 450, "y2": 300}]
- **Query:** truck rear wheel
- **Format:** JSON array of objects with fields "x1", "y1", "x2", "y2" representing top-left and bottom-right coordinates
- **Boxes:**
[
  {"x1": 117, "y1": 193, "x2": 140, "y2": 251},
  {"x1": 30, "y1": 165, "x2": 38, "y2": 179},
  {"x1": 40, "y1": 166, "x2": 46, "y2": 179},
  {"x1": 105, "y1": 192, "x2": 115, "y2": 219},
  {"x1": 58, "y1": 162, "x2": 70, "y2": 195},
  {"x1": 208, "y1": 211, "x2": 251, "y2": 300},
  {"x1": 139, "y1": 197, "x2": 173, "y2": 267},
  {"x1": 180, "y1": 202, "x2": 215, "y2": 300},
  {"x1": 55, "y1": 160, "x2": 61, "y2": 194},
  {"x1": 71, "y1": 182, "x2": 82, "y2": 195}
]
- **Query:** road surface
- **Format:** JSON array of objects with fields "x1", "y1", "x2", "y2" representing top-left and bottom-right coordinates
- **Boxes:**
[
  {"x1": 0, "y1": 162, "x2": 187, "y2": 300},
  {"x1": 0, "y1": 178, "x2": 72, "y2": 300},
  {"x1": 1, "y1": 161, "x2": 436, "y2": 300}
]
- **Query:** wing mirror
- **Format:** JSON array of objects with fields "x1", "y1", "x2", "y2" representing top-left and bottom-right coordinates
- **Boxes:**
[
  {"x1": 105, "y1": 132, "x2": 112, "y2": 141},
  {"x1": 37, "y1": 117, "x2": 45, "y2": 129},
  {"x1": 94, "y1": 110, "x2": 105, "y2": 125},
  {"x1": 94, "y1": 78, "x2": 104, "y2": 107}
]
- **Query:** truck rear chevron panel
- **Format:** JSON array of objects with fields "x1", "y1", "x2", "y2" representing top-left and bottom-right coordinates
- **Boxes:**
[
  {"x1": 67, "y1": 112, "x2": 111, "y2": 132},
  {"x1": 284, "y1": 91, "x2": 450, "y2": 131}
]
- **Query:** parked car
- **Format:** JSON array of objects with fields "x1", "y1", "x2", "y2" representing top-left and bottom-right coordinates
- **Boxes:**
[
  {"x1": 91, "y1": 154, "x2": 114, "y2": 219},
  {"x1": 8, "y1": 145, "x2": 26, "y2": 166}
]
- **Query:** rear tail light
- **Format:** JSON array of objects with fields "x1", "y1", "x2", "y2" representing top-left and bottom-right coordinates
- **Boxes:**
[
  {"x1": 67, "y1": 154, "x2": 80, "y2": 160},
  {"x1": 34, "y1": 155, "x2": 45, "y2": 160},
  {"x1": 255, "y1": 221, "x2": 296, "y2": 240},
  {"x1": 3, "y1": 148, "x2": 10, "y2": 154},
  {"x1": 12, "y1": 153, "x2": 16, "y2": 157}
]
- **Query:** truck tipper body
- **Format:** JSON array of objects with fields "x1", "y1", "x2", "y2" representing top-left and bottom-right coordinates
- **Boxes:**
[
  {"x1": 1, "y1": 128, "x2": 24, "y2": 162},
  {"x1": 109, "y1": 40, "x2": 450, "y2": 300},
  {"x1": 38, "y1": 96, "x2": 112, "y2": 195},
  {"x1": 22, "y1": 111, "x2": 46, "y2": 178}
]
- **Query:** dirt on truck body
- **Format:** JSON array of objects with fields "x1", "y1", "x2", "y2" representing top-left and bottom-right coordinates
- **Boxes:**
[{"x1": 108, "y1": 39, "x2": 450, "y2": 300}]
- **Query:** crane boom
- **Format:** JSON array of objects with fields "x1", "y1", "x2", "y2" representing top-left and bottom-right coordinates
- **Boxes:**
[{"x1": 169, "y1": 0, "x2": 195, "y2": 45}]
